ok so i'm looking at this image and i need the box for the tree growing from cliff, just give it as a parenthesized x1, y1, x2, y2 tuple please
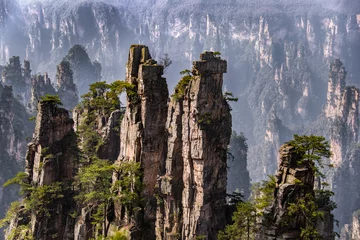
(284, 134, 337, 239)
(287, 134, 332, 178)
(74, 158, 142, 238)
(219, 175, 276, 240)
(158, 53, 172, 74)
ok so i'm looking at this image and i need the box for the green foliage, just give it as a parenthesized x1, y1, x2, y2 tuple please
(218, 202, 257, 240)
(3, 172, 30, 195)
(40, 94, 63, 107)
(213, 51, 221, 56)
(6, 224, 33, 240)
(227, 191, 244, 206)
(158, 53, 172, 74)
(286, 134, 332, 178)
(224, 92, 239, 102)
(198, 113, 212, 126)
(179, 69, 192, 76)
(109, 229, 130, 240)
(253, 175, 276, 212)
(113, 161, 143, 212)
(0, 201, 21, 228)
(28, 116, 36, 121)
(283, 134, 336, 239)
(24, 182, 64, 217)
(74, 158, 142, 237)
(286, 193, 323, 240)
(195, 235, 206, 240)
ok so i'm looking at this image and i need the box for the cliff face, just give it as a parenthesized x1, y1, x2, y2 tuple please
(262, 144, 334, 240)
(112, 45, 169, 239)
(0, 0, 359, 183)
(227, 132, 250, 199)
(56, 60, 79, 110)
(1, 56, 29, 104)
(63, 45, 102, 95)
(325, 59, 359, 167)
(5, 99, 78, 240)
(156, 52, 231, 240)
(0, 84, 33, 238)
(29, 73, 56, 111)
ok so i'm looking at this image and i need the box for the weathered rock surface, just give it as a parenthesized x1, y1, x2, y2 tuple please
(325, 59, 359, 167)
(156, 52, 232, 240)
(227, 132, 250, 200)
(29, 73, 56, 111)
(63, 45, 102, 95)
(5, 99, 78, 240)
(113, 45, 169, 239)
(1, 56, 29, 105)
(261, 144, 334, 240)
(0, 84, 32, 239)
(56, 60, 79, 111)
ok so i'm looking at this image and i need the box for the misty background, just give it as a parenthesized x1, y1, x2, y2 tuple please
(1, 0, 360, 238)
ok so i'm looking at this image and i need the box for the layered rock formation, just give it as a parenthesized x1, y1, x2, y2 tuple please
(63, 45, 102, 95)
(261, 144, 334, 240)
(227, 132, 250, 200)
(56, 60, 79, 110)
(112, 45, 169, 239)
(156, 52, 231, 240)
(29, 73, 56, 111)
(0, 0, 359, 185)
(1, 56, 28, 104)
(325, 59, 359, 167)
(5, 98, 78, 240)
(0, 84, 33, 238)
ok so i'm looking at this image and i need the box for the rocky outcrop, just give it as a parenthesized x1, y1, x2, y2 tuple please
(227, 132, 250, 200)
(56, 60, 79, 110)
(112, 45, 169, 239)
(0, 84, 32, 239)
(325, 60, 360, 167)
(63, 45, 102, 95)
(29, 73, 56, 111)
(1, 56, 28, 103)
(156, 52, 232, 240)
(0, 0, 359, 184)
(261, 144, 334, 240)
(5, 99, 78, 240)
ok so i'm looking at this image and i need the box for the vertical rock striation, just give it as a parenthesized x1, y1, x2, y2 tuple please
(227, 132, 250, 200)
(5, 99, 78, 240)
(113, 45, 168, 239)
(56, 60, 79, 111)
(262, 144, 334, 240)
(325, 59, 359, 167)
(0, 84, 32, 239)
(29, 73, 56, 112)
(156, 52, 231, 240)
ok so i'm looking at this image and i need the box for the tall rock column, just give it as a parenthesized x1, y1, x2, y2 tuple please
(325, 59, 359, 166)
(156, 52, 232, 240)
(56, 60, 79, 110)
(261, 144, 334, 239)
(113, 45, 168, 239)
(5, 99, 78, 240)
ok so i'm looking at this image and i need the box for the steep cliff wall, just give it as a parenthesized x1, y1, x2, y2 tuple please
(56, 60, 78, 110)
(227, 132, 250, 200)
(5, 98, 78, 240)
(0, 84, 32, 239)
(29, 73, 56, 111)
(156, 52, 231, 240)
(0, 0, 359, 182)
(261, 144, 334, 240)
(325, 59, 359, 167)
(112, 45, 168, 239)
